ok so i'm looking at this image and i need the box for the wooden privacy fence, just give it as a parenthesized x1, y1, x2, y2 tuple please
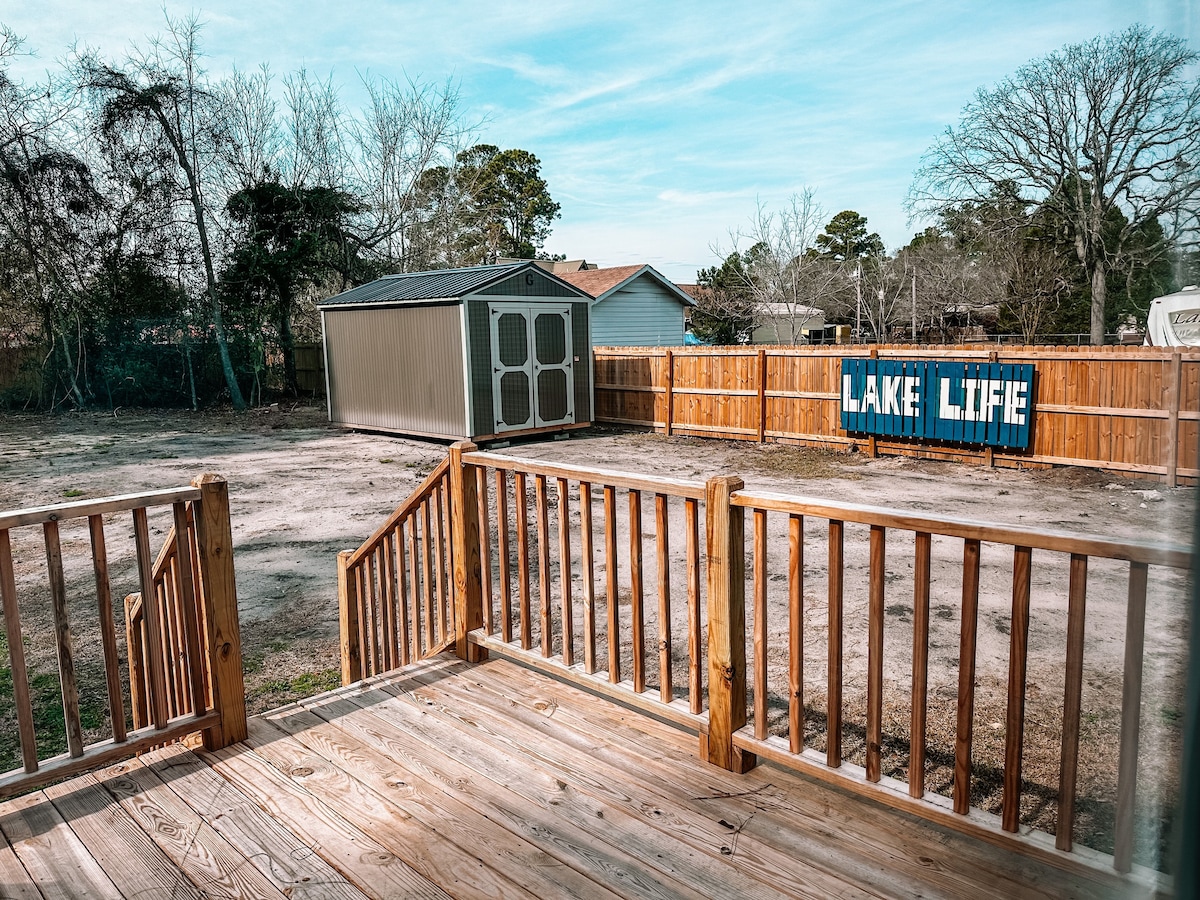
(593, 344, 1200, 485)
(342, 442, 1191, 880)
(0, 475, 247, 799)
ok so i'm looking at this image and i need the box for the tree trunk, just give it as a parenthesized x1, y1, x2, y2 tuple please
(1090, 260, 1107, 345)
(277, 283, 299, 397)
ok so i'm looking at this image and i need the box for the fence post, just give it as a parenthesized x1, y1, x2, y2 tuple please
(757, 349, 767, 443)
(1168, 350, 1182, 488)
(702, 474, 756, 773)
(191, 474, 247, 750)
(664, 349, 675, 437)
(338, 550, 362, 685)
(450, 441, 486, 662)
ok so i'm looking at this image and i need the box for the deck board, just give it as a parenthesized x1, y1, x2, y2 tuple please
(0, 654, 1165, 899)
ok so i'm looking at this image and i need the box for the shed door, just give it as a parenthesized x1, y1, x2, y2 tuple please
(489, 304, 574, 433)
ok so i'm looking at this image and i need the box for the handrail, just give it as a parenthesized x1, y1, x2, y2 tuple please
(730, 488, 1192, 567)
(0, 487, 202, 530)
(464, 451, 707, 501)
(346, 457, 450, 567)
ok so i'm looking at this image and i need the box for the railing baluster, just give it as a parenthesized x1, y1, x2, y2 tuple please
(656, 493, 671, 704)
(788, 514, 804, 753)
(910, 532, 931, 798)
(536, 474, 552, 657)
(753, 509, 767, 740)
(495, 469, 512, 643)
(132, 508, 169, 730)
(355, 562, 371, 675)
(686, 498, 701, 715)
(557, 478, 574, 667)
(477, 467, 493, 636)
(171, 502, 207, 719)
(827, 519, 844, 767)
(381, 534, 397, 671)
(515, 472, 532, 650)
(88, 515, 127, 742)
(954, 538, 981, 815)
(1002, 546, 1033, 832)
(366, 548, 381, 674)
(1113, 561, 1149, 873)
(579, 482, 597, 674)
(629, 489, 645, 693)
(867, 525, 886, 783)
(1, 528, 38, 772)
(396, 523, 410, 667)
(163, 559, 183, 716)
(435, 483, 449, 644)
(605, 485, 621, 683)
(407, 512, 421, 659)
(124, 594, 148, 729)
(422, 499, 435, 653)
(1057, 553, 1088, 852)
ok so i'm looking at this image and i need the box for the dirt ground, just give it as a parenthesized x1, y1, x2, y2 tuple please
(0, 402, 1192, 865)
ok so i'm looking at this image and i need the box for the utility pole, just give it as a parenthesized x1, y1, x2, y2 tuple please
(854, 260, 862, 343)
(911, 273, 917, 341)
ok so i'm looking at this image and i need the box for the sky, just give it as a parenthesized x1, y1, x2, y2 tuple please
(2, 0, 1196, 282)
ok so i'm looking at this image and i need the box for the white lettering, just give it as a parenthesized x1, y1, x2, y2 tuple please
(963, 378, 981, 421)
(861, 377, 879, 413)
(939, 378, 963, 418)
(982, 379, 1004, 423)
(1002, 381, 1028, 426)
(842, 373, 859, 413)
(901, 376, 920, 416)
(881, 375, 902, 415)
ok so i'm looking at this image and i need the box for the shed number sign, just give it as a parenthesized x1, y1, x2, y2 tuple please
(839, 359, 1035, 449)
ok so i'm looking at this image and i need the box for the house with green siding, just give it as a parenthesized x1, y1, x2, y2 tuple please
(559, 265, 695, 346)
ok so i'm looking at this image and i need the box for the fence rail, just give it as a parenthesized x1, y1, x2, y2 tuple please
(341, 441, 1191, 881)
(0, 475, 246, 799)
(593, 344, 1200, 485)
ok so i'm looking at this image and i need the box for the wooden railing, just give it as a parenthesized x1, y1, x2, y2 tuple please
(337, 457, 456, 684)
(0, 474, 246, 799)
(341, 443, 1191, 878)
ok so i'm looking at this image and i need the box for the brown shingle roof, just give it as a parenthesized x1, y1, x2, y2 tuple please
(556, 265, 646, 298)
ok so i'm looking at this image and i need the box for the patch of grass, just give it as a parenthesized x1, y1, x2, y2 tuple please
(0, 668, 107, 773)
(61, 488, 85, 498)
(379, 457, 394, 464)
(255, 668, 341, 699)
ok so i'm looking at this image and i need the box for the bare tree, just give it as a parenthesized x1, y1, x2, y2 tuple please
(910, 26, 1200, 344)
(219, 64, 282, 191)
(78, 12, 247, 408)
(712, 190, 845, 342)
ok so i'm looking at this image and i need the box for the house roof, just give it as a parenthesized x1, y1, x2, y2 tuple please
(317, 262, 532, 308)
(558, 265, 696, 307)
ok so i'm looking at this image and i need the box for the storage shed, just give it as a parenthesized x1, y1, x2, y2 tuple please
(318, 262, 593, 441)
(558, 265, 695, 346)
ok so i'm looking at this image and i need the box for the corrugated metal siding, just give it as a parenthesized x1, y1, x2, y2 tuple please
(319, 264, 525, 307)
(591, 280, 686, 346)
(325, 305, 468, 438)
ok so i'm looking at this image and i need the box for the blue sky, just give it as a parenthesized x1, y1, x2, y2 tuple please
(4, 1, 1196, 281)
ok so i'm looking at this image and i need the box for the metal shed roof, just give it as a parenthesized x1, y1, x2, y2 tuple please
(317, 262, 529, 308)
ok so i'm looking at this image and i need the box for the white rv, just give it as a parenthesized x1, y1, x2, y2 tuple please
(1145, 285, 1200, 346)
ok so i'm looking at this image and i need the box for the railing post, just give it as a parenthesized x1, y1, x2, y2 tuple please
(338, 550, 363, 684)
(702, 474, 756, 773)
(450, 441, 486, 663)
(191, 474, 247, 750)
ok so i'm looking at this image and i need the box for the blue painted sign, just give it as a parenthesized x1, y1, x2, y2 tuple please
(840, 359, 1035, 449)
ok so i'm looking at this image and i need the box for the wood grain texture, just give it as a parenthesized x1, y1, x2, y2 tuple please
(1002, 546, 1032, 833)
(495, 469, 512, 643)
(535, 474, 552, 657)
(578, 481, 597, 674)
(655, 493, 672, 704)
(866, 525, 885, 783)
(954, 538, 981, 816)
(629, 489, 645, 693)
(685, 498, 702, 716)
(1057, 553, 1088, 852)
(827, 520, 844, 768)
(1, 529, 38, 774)
(604, 485, 621, 684)
(556, 478, 574, 667)
(514, 472, 532, 651)
(910, 531, 931, 799)
(1113, 561, 1149, 873)
(88, 515, 127, 745)
(132, 508, 169, 731)
(788, 514, 804, 754)
(752, 509, 768, 741)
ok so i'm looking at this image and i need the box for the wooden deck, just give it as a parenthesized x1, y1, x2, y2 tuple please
(0, 655, 1160, 899)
